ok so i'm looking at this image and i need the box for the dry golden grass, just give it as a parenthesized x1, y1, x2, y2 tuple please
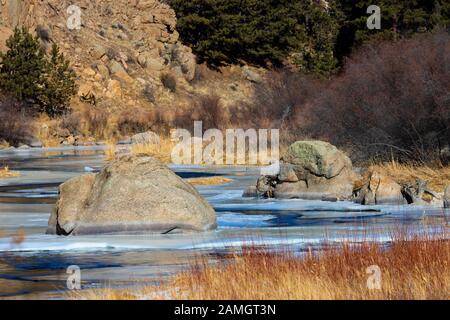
(0, 166, 20, 179)
(11, 229, 26, 245)
(368, 161, 450, 192)
(130, 138, 175, 163)
(186, 176, 233, 186)
(105, 139, 176, 163)
(75, 232, 449, 300)
(104, 141, 117, 161)
(104, 134, 276, 166)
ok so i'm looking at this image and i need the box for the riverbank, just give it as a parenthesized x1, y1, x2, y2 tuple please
(76, 232, 449, 300)
(0, 146, 449, 299)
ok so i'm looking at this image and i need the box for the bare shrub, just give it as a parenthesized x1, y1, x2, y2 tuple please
(229, 69, 318, 146)
(0, 97, 32, 146)
(68, 106, 110, 139)
(61, 112, 82, 136)
(191, 63, 222, 84)
(172, 94, 227, 131)
(142, 84, 155, 103)
(306, 32, 450, 163)
(192, 94, 226, 129)
(231, 33, 450, 164)
(160, 73, 177, 93)
(117, 107, 155, 135)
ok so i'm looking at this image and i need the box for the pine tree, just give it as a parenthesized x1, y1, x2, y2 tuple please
(0, 27, 47, 108)
(335, 0, 450, 63)
(0, 28, 77, 117)
(42, 43, 78, 117)
(170, 0, 340, 75)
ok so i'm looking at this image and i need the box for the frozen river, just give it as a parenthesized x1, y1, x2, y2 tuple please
(0, 147, 448, 298)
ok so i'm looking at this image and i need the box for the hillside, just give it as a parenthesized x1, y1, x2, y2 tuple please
(0, 0, 256, 145)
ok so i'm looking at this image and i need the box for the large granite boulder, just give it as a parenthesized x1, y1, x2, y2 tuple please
(444, 185, 450, 209)
(259, 141, 357, 201)
(47, 155, 216, 235)
(283, 141, 352, 180)
(246, 141, 357, 200)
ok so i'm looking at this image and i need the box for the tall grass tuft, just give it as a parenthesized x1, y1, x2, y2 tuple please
(0, 166, 20, 179)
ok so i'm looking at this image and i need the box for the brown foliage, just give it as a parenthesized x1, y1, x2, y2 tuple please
(173, 94, 227, 131)
(305, 32, 450, 163)
(77, 232, 449, 300)
(0, 96, 32, 146)
(230, 70, 316, 129)
(232, 32, 450, 164)
(116, 107, 155, 136)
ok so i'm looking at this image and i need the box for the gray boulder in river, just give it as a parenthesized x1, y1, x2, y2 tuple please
(246, 140, 358, 201)
(47, 155, 217, 235)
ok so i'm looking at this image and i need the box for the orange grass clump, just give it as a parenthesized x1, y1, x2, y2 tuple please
(104, 141, 117, 161)
(76, 233, 449, 300)
(186, 176, 233, 186)
(0, 166, 20, 179)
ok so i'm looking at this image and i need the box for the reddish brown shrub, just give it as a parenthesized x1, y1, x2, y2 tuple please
(233, 32, 450, 164)
(117, 108, 155, 135)
(306, 32, 450, 163)
(0, 96, 32, 146)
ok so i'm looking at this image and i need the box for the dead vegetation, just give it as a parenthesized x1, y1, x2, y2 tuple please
(365, 161, 450, 193)
(74, 231, 450, 300)
(186, 176, 232, 186)
(0, 166, 20, 179)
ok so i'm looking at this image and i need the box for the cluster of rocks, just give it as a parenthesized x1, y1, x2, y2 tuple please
(245, 141, 358, 201)
(244, 140, 449, 208)
(48, 155, 217, 236)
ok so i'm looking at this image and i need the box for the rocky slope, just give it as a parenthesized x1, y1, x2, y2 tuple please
(1, 0, 196, 106)
(0, 0, 263, 147)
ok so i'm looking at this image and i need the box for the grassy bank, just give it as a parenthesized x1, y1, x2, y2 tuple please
(368, 162, 450, 193)
(76, 232, 449, 300)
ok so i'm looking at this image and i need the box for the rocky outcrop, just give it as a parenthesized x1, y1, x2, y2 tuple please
(247, 141, 358, 201)
(444, 185, 450, 208)
(47, 155, 217, 235)
(0, 0, 197, 109)
(354, 171, 406, 205)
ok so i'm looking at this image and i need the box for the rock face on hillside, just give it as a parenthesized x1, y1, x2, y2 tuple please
(245, 141, 358, 201)
(0, 0, 196, 107)
(47, 155, 217, 235)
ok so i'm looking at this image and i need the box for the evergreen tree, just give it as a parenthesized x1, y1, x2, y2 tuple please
(0, 28, 77, 117)
(170, 0, 340, 75)
(335, 0, 450, 63)
(0, 27, 47, 107)
(42, 43, 78, 117)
